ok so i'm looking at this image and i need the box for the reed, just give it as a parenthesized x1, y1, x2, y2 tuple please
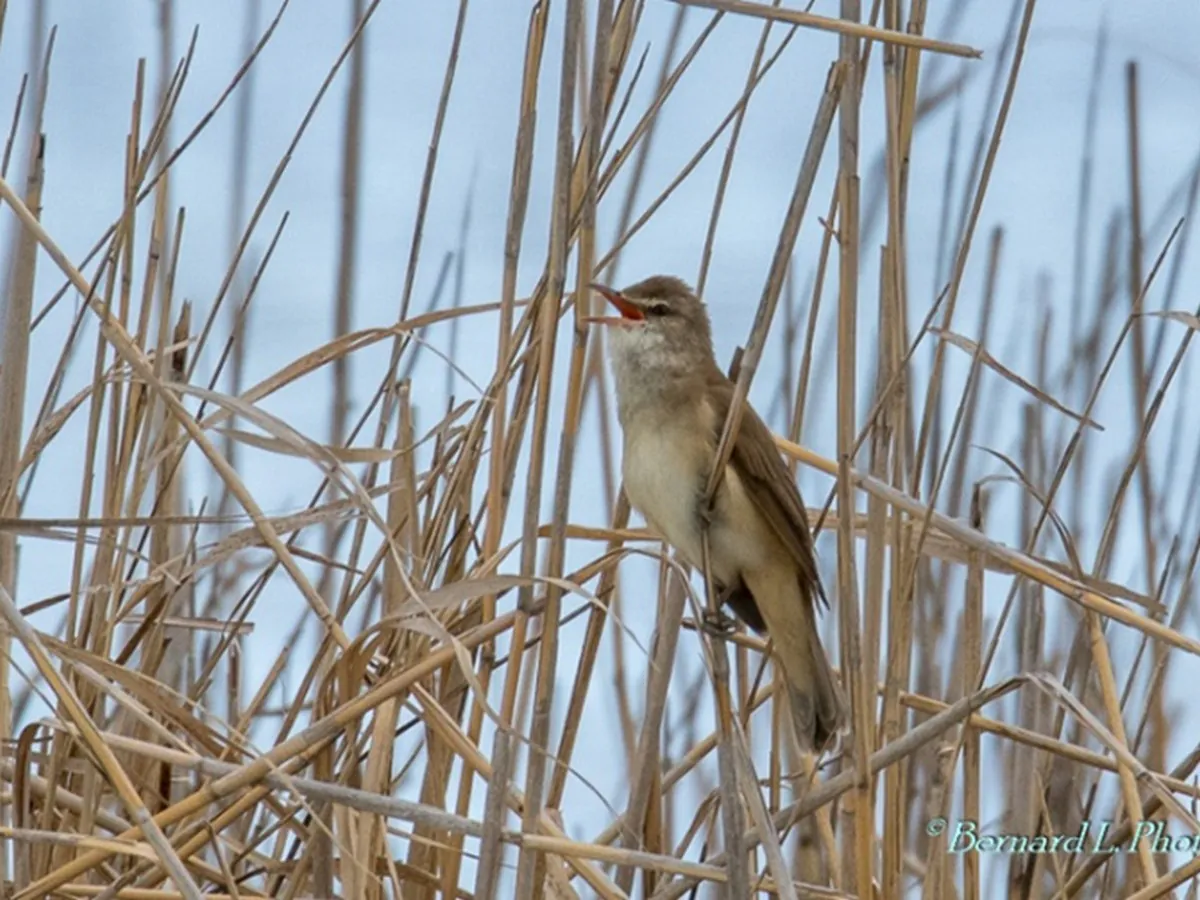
(0, 1, 1197, 897)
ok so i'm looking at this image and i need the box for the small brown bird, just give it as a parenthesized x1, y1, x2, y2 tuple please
(588, 275, 845, 752)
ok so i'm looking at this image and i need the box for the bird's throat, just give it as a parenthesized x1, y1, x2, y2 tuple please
(608, 330, 714, 426)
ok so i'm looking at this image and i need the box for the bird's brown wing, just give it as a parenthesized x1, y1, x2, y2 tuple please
(707, 374, 828, 608)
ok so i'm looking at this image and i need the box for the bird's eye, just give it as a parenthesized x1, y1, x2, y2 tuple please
(646, 301, 670, 316)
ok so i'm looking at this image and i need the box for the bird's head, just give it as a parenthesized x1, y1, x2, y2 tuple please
(587, 275, 715, 372)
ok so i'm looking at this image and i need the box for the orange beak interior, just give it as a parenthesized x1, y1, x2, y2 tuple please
(587, 283, 644, 325)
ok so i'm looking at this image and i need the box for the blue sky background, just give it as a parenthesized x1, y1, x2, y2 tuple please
(4, 0, 1200, 894)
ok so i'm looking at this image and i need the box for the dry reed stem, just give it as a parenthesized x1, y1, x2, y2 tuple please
(695, 531, 751, 898)
(0, 64, 43, 890)
(670, 0, 982, 58)
(5, 3, 1197, 898)
(0, 587, 202, 898)
(962, 489, 984, 900)
(473, 2, 551, 893)
(653, 677, 1027, 899)
(512, 0, 584, 893)
(1086, 612, 1157, 886)
(776, 436, 1199, 656)
(0, 183, 354, 658)
(613, 572, 684, 892)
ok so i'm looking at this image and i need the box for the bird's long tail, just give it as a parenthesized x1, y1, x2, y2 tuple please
(743, 566, 845, 753)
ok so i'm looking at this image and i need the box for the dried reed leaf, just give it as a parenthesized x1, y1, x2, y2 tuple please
(214, 427, 403, 464)
(1143, 309, 1200, 330)
(932, 327, 1104, 430)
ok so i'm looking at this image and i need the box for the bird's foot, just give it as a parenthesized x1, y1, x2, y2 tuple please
(700, 607, 738, 637)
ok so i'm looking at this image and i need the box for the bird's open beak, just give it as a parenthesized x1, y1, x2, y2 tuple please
(584, 282, 644, 326)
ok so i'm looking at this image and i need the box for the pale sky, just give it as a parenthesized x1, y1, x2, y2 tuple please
(3, 0, 1200, 894)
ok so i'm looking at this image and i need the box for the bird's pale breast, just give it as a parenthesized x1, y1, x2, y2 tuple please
(622, 419, 706, 567)
(621, 401, 774, 585)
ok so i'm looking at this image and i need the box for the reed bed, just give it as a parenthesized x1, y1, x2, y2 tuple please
(1, 1, 1198, 898)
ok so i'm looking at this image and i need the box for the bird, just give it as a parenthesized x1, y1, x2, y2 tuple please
(587, 274, 845, 753)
